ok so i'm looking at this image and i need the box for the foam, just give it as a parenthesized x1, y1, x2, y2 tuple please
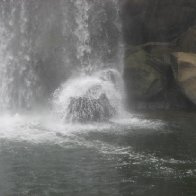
(0, 112, 165, 144)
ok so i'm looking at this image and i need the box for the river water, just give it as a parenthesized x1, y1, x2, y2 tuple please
(0, 111, 195, 196)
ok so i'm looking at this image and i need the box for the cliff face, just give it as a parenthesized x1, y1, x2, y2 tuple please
(122, 0, 196, 110)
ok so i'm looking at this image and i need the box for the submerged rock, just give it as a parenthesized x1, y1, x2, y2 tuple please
(66, 94, 116, 123)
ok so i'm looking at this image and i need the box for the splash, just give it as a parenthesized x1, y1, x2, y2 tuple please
(53, 68, 125, 123)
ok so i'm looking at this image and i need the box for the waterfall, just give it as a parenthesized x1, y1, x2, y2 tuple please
(0, 0, 42, 112)
(0, 0, 125, 122)
(54, 0, 125, 122)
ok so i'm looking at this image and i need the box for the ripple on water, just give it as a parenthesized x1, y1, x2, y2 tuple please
(0, 113, 195, 195)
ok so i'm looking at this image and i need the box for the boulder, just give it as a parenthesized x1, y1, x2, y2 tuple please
(122, 0, 196, 110)
(66, 94, 116, 123)
(173, 52, 196, 104)
(124, 49, 169, 101)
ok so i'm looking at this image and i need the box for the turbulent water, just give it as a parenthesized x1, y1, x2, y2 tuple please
(0, 0, 124, 113)
(0, 0, 126, 138)
(0, 112, 196, 195)
(53, 68, 125, 122)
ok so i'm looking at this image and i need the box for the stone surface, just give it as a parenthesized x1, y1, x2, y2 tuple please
(122, 0, 196, 45)
(67, 94, 116, 123)
(124, 49, 168, 100)
(122, 0, 196, 110)
(179, 26, 196, 53)
(174, 52, 196, 104)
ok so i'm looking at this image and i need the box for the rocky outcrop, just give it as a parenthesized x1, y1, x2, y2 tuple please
(122, 0, 196, 110)
(173, 52, 196, 104)
(66, 94, 116, 123)
(124, 49, 168, 100)
(178, 26, 196, 53)
(122, 0, 196, 45)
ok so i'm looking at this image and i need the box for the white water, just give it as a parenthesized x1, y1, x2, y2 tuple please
(0, 0, 124, 111)
(0, 112, 164, 144)
(0, 0, 41, 111)
(73, 0, 91, 66)
(53, 68, 125, 122)
(0, 0, 136, 144)
(2, 112, 191, 183)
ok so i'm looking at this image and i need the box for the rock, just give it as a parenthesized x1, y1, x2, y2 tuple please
(124, 49, 168, 101)
(122, 0, 196, 110)
(145, 5, 196, 41)
(121, 0, 148, 45)
(173, 52, 196, 104)
(66, 94, 116, 123)
(122, 0, 196, 45)
(179, 26, 196, 52)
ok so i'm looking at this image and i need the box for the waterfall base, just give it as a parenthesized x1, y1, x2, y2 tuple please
(53, 69, 124, 123)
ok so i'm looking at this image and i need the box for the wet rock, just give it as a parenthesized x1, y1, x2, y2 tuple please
(179, 26, 196, 52)
(124, 49, 168, 101)
(67, 94, 116, 123)
(122, 0, 196, 110)
(173, 52, 196, 104)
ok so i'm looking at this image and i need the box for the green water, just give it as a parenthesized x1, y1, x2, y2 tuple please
(0, 112, 196, 196)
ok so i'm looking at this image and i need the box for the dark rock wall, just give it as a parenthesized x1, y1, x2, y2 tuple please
(121, 0, 196, 110)
(122, 0, 196, 45)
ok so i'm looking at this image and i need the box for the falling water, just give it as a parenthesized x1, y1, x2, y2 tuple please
(0, 0, 40, 112)
(0, 0, 125, 121)
(73, 0, 91, 67)
(53, 0, 125, 122)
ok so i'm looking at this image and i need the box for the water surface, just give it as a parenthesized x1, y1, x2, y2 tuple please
(0, 111, 196, 196)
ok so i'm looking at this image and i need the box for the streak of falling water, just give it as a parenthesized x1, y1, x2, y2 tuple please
(0, 0, 41, 112)
(73, 0, 91, 68)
